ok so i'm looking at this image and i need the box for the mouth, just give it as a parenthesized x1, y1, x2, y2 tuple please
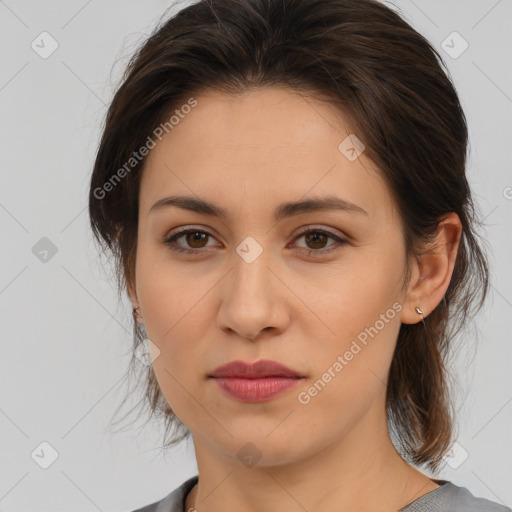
(208, 359, 305, 403)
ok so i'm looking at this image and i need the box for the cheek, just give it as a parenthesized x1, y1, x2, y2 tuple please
(135, 258, 216, 417)
(303, 266, 402, 412)
(313, 259, 401, 349)
(304, 316, 399, 402)
(291, 319, 399, 449)
(136, 248, 210, 343)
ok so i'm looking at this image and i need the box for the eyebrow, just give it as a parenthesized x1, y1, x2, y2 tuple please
(149, 194, 368, 221)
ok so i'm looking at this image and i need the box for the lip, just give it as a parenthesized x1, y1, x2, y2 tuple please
(208, 360, 304, 403)
(212, 376, 302, 402)
(209, 359, 303, 378)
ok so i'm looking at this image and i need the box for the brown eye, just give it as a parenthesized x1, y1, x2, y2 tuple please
(293, 228, 348, 255)
(304, 231, 330, 249)
(164, 228, 216, 253)
(183, 230, 209, 248)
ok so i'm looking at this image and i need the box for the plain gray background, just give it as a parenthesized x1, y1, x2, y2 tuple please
(1, 1, 511, 511)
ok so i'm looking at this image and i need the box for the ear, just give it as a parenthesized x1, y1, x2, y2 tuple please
(127, 279, 143, 322)
(401, 212, 462, 324)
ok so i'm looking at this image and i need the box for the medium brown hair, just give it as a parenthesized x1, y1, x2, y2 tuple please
(88, 0, 490, 472)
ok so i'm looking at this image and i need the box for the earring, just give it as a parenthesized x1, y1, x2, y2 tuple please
(133, 306, 143, 319)
(415, 306, 424, 321)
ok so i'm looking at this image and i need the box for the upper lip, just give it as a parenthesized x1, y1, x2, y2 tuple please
(209, 359, 303, 378)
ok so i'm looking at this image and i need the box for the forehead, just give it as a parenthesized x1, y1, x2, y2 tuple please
(140, 86, 398, 226)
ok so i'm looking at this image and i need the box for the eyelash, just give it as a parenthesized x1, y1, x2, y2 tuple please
(163, 226, 348, 257)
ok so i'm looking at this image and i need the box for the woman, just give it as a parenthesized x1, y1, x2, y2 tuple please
(88, 0, 510, 511)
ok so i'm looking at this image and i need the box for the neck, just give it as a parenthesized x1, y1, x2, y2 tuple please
(185, 399, 438, 512)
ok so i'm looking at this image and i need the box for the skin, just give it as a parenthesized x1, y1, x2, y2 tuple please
(128, 86, 462, 512)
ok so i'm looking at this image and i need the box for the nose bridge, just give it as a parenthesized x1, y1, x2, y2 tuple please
(217, 234, 285, 339)
(231, 234, 273, 299)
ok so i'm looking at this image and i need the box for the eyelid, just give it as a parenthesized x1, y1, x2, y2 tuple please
(293, 224, 345, 239)
(164, 224, 221, 243)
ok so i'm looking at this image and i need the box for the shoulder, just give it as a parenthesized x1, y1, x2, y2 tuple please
(128, 475, 199, 512)
(401, 480, 511, 512)
(444, 482, 511, 512)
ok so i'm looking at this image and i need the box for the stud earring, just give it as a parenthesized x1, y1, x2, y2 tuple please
(133, 306, 143, 319)
(415, 306, 424, 321)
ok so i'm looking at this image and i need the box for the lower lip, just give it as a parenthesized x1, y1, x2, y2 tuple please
(211, 376, 302, 402)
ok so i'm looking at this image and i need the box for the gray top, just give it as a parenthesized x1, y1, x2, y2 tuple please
(130, 476, 511, 512)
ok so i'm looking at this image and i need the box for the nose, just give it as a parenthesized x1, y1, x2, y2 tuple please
(216, 248, 291, 342)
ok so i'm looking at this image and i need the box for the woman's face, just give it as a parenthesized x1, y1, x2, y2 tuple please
(133, 86, 414, 465)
